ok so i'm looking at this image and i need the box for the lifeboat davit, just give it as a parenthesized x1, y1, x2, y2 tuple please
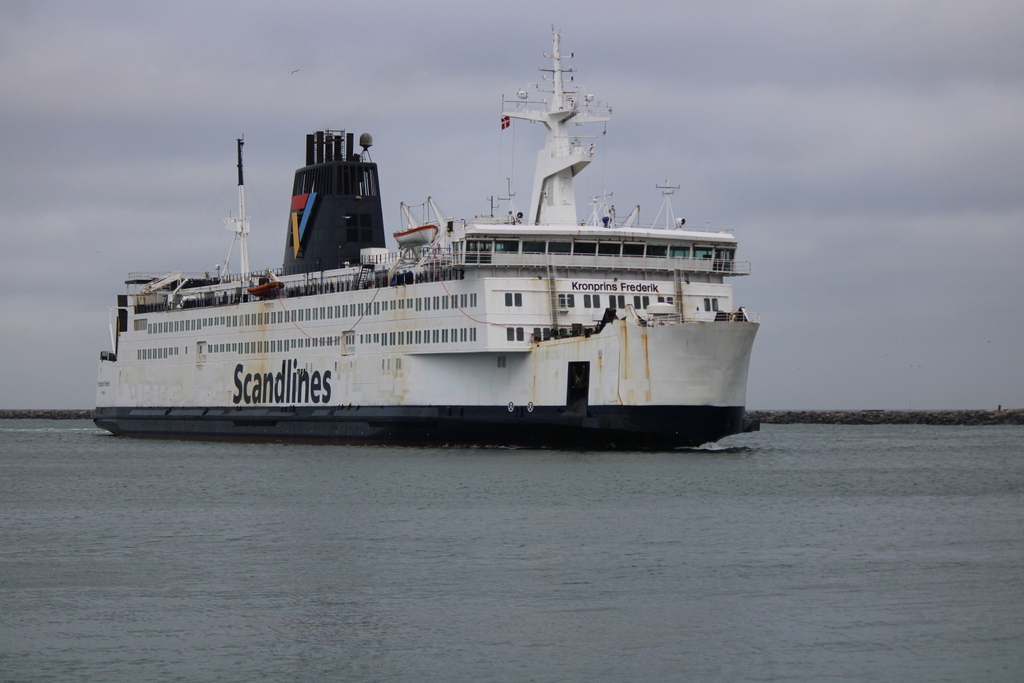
(393, 224, 438, 247)
(247, 280, 283, 300)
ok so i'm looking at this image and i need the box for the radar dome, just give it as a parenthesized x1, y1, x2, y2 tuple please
(359, 133, 373, 149)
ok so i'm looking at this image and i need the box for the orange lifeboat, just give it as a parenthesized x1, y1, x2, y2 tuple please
(247, 280, 283, 300)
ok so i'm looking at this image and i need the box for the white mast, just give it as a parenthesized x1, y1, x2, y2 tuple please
(223, 137, 251, 282)
(502, 30, 610, 225)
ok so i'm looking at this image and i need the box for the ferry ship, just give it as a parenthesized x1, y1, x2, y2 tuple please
(93, 32, 760, 448)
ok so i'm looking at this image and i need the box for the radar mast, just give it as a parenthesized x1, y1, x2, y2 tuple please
(501, 30, 611, 225)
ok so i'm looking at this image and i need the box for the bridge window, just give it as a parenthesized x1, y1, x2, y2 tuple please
(646, 245, 667, 257)
(574, 241, 597, 254)
(523, 241, 545, 254)
(694, 247, 714, 259)
(715, 248, 735, 260)
(622, 243, 645, 256)
(598, 242, 620, 256)
(548, 241, 571, 254)
(495, 239, 519, 253)
(670, 245, 690, 258)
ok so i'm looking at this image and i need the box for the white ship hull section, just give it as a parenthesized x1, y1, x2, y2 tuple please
(96, 317, 756, 410)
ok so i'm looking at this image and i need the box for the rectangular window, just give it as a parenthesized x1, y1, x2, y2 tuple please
(547, 241, 571, 254)
(522, 240, 545, 254)
(505, 292, 513, 306)
(584, 294, 591, 308)
(514, 293, 522, 307)
(704, 298, 711, 311)
(573, 241, 597, 255)
(442, 329, 449, 343)
(470, 293, 477, 307)
(623, 243, 645, 256)
(670, 245, 690, 258)
(646, 245, 667, 257)
(494, 239, 519, 253)
(558, 293, 575, 308)
(507, 328, 515, 341)
(694, 247, 714, 260)
(470, 328, 477, 341)
(598, 242, 621, 256)
(593, 294, 601, 308)
(516, 328, 524, 341)
(415, 330, 422, 344)
(433, 330, 439, 343)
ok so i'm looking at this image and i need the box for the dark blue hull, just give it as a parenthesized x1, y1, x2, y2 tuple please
(92, 404, 756, 449)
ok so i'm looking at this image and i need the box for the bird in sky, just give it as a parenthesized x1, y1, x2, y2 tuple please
(291, 69, 301, 74)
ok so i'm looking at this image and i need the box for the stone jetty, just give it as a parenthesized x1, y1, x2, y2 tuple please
(747, 409, 1024, 426)
(0, 410, 92, 420)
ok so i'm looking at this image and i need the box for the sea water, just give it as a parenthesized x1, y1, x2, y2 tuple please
(2, 420, 1022, 682)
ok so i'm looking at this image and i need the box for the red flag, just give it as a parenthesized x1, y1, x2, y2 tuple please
(500, 115, 511, 130)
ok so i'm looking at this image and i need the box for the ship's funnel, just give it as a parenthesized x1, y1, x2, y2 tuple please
(281, 129, 386, 275)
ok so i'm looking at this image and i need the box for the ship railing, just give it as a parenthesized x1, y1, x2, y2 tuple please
(452, 252, 750, 275)
(642, 310, 760, 325)
(127, 268, 283, 290)
(131, 256, 467, 314)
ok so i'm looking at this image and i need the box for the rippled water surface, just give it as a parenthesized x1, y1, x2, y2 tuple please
(2, 420, 1022, 682)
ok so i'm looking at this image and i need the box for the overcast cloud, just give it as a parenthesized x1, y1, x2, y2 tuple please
(2, 0, 1022, 410)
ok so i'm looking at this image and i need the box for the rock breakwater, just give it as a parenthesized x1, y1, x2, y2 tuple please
(747, 409, 1024, 426)
(0, 410, 92, 420)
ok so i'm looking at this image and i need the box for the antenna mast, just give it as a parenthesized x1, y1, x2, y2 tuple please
(223, 137, 251, 282)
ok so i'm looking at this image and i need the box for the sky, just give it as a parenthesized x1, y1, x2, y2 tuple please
(2, 0, 1022, 410)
